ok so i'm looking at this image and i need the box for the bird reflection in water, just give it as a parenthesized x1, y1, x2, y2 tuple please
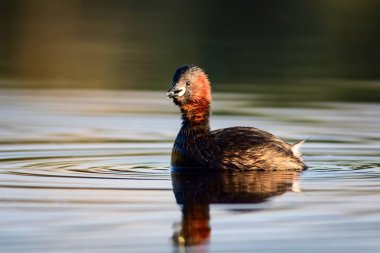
(171, 170, 301, 247)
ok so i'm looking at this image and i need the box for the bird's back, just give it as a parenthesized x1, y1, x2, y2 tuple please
(206, 127, 305, 170)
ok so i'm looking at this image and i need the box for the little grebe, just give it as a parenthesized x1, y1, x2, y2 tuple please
(167, 65, 306, 171)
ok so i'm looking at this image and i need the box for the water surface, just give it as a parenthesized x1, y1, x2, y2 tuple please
(0, 89, 379, 253)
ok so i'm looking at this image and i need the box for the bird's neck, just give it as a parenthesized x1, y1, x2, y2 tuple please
(180, 100, 210, 132)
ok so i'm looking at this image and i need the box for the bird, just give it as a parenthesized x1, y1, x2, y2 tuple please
(166, 65, 306, 171)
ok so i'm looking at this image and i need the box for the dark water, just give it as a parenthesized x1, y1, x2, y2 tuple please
(1, 0, 380, 102)
(0, 89, 379, 253)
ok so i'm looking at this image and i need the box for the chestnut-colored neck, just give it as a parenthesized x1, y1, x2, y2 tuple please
(179, 73, 211, 132)
(180, 99, 210, 132)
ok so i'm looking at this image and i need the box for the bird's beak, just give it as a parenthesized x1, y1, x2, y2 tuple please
(166, 90, 175, 99)
(166, 86, 186, 99)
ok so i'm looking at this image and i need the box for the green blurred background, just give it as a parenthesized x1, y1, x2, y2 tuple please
(0, 0, 379, 102)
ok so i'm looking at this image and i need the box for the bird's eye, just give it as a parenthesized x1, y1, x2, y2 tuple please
(186, 81, 191, 86)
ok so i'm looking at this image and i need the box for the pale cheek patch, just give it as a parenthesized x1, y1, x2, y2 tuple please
(177, 87, 186, 97)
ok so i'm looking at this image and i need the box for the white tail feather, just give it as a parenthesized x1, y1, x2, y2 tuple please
(292, 140, 305, 158)
(292, 179, 302, 193)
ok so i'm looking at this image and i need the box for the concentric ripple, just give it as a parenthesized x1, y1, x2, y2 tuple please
(0, 90, 380, 253)
(0, 142, 173, 190)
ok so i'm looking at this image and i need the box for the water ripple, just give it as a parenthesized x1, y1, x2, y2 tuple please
(0, 142, 173, 190)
